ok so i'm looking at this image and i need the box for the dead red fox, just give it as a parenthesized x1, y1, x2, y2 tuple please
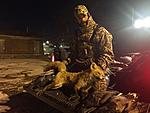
(37, 61, 105, 97)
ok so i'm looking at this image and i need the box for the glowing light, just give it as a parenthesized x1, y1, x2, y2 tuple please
(43, 48, 46, 51)
(52, 54, 55, 62)
(46, 41, 49, 44)
(134, 17, 150, 28)
(134, 19, 143, 28)
(43, 43, 46, 46)
(60, 45, 63, 48)
(143, 17, 150, 28)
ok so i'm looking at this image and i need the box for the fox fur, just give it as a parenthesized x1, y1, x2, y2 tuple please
(37, 61, 105, 97)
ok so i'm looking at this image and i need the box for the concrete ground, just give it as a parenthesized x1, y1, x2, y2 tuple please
(0, 59, 61, 113)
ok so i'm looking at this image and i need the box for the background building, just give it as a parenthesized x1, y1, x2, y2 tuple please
(0, 34, 43, 58)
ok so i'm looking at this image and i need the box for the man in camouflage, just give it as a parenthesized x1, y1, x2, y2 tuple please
(65, 5, 114, 94)
(72, 5, 150, 113)
(40, 5, 149, 112)
(68, 4, 114, 73)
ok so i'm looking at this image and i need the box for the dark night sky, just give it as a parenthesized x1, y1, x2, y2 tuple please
(0, 0, 77, 37)
(0, 0, 135, 36)
(0, 0, 150, 53)
(0, 0, 149, 36)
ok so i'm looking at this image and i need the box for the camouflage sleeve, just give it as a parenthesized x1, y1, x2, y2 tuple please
(95, 27, 114, 70)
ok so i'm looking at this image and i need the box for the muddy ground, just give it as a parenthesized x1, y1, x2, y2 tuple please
(0, 59, 61, 113)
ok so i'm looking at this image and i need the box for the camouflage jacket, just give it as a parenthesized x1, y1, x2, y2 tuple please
(69, 24, 114, 71)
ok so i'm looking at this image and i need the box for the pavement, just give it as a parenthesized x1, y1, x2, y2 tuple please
(0, 58, 61, 113)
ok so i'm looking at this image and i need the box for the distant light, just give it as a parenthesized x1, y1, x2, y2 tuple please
(46, 41, 49, 44)
(43, 48, 46, 51)
(52, 54, 55, 62)
(134, 17, 150, 28)
(60, 45, 63, 48)
(43, 43, 46, 46)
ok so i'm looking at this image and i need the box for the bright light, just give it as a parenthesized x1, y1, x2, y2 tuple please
(60, 45, 63, 48)
(143, 17, 150, 28)
(134, 19, 143, 28)
(46, 41, 49, 44)
(134, 17, 150, 28)
(43, 48, 46, 51)
(43, 43, 46, 46)
(52, 55, 55, 62)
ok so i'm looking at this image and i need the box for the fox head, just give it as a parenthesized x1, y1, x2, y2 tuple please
(90, 62, 105, 79)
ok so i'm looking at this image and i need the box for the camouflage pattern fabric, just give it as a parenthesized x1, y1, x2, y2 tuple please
(74, 5, 89, 16)
(69, 5, 114, 72)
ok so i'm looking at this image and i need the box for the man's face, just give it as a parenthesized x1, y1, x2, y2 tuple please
(74, 12, 89, 25)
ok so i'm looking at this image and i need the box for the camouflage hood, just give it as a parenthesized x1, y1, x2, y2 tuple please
(74, 5, 97, 34)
